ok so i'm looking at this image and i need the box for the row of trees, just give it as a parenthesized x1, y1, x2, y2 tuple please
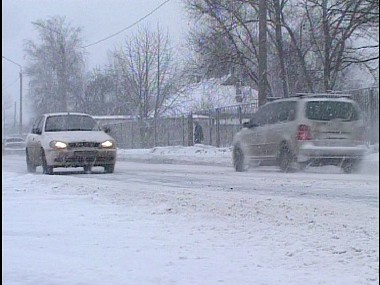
(25, 0, 379, 120)
(25, 17, 186, 121)
(184, 0, 379, 98)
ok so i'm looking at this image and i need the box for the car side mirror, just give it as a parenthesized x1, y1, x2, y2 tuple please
(103, 126, 111, 134)
(34, 128, 42, 135)
(247, 119, 259, 128)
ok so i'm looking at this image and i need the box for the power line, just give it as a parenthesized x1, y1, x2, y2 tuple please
(82, 0, 171, 49)
(2, 76, 19, 91)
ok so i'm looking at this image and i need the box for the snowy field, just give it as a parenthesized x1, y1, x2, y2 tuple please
(2, 145, 379, 285)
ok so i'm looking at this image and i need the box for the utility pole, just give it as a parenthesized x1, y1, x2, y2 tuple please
(19, 68, 23, 134)
(2, 102, 6, 137)
(14, 102, 17, 127)
(258, 0, 268, 107)
(2, 56, 23, 134)
(2, 105, 5, 137)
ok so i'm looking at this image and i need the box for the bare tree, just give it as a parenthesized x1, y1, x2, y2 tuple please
(24, 16, 86, 115)
(185, 0, 378, 96)
(185, 0, 278, 98)
(304, 0, 379, 91)
(111, 25, 184, 146)
(83, 67, 116, 115)
(268, 0, 289, 97)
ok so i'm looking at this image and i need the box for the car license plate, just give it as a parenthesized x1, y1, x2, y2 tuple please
(75, 151, 97, 157)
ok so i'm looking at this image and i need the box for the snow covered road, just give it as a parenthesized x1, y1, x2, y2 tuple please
(2, 147, 379, 285)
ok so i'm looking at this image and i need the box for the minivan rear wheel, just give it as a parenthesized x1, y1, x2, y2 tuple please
(341, 159, 360, 174)
(233, 146, 246, 172)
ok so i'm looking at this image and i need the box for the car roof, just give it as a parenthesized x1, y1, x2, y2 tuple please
(43, 112, 93, 117)
(265, 94, 355, 105)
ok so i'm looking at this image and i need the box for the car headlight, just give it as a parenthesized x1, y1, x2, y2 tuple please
(49, 141, 67, 149)
(101, 140, 114, 148)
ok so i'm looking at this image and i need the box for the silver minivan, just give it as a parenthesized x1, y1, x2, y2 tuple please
(232, 94, 368, 173)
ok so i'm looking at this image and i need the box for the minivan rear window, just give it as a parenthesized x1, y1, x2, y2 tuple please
(305, 101, 359, 121)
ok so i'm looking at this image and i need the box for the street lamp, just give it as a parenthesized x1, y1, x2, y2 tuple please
(2, 56, 23, 135)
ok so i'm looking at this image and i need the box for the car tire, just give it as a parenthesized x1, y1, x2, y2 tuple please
(279, 145, 294, 173)
(104, 164, 115, 173)
(341, 159, 360, 174)
(41, 149, 53, 175)
(26, 149, 36, 173)
(233, 145, 247, 172)
(298, 162, 308, 171)
(83, 165, 92, 173)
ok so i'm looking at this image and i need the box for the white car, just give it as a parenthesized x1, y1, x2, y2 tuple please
(232, 94, 368, 173)
(2, 136, 26, 154)
(25, 112, 117, 174)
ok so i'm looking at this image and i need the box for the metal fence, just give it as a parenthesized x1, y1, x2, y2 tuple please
(345, 87, 379, 144)
(191, 102, 259, 147)
(100, 116, 190, 149)
(102, 87, 378, 149)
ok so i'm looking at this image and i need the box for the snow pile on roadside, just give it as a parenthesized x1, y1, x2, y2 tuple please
(118, 144, 232, 166)
(369, 143, 379, 153)
(117, 144, 379, 174)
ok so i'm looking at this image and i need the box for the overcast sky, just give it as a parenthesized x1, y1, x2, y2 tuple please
(2, 0, 189, 123)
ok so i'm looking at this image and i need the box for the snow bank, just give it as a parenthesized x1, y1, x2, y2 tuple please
(117, 144, 379, 174)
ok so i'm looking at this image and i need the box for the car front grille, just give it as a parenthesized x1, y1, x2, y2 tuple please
(68, 142, 100, 148)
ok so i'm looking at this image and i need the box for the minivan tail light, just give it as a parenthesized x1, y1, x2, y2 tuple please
(297, 125, 312, 140)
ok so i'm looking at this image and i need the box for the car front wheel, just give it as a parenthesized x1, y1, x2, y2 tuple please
(26, 149, 36, 173)
(41, 149, 53, 175)
(83, 165, 92, 173)
(104, 164, 115, 173)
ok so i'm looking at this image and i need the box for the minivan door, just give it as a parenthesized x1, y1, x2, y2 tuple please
(265, 101, 298, 158)
(248, 105, 270, 158)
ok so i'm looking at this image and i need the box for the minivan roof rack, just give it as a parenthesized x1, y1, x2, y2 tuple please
(291, 93, 352, 98)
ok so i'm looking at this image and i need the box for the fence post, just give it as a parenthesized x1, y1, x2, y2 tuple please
(122, 122, 126, 148)
(238, 105, 242, 126)
(216, 108, 220, 147)
(153, 117, 157, 147)
(369, 88, 375, 144)
(209, 109, 213, 146)
(182, 115, 185, 146)
(188, 112, 194, 146)
(167, 119, 170, 146)
(131, 120, 134, 148)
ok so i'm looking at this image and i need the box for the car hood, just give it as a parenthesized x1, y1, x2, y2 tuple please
(44, 131, 114, 143)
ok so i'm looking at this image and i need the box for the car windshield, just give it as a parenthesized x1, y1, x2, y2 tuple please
(305, 101, 359, 121)
(45, 115, 100, 132)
